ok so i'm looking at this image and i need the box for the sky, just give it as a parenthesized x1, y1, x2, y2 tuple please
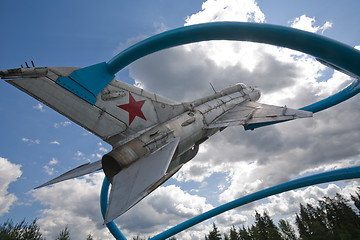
(1, 0, 360, 239)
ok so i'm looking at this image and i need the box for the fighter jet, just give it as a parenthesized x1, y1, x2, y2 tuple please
(0, 65, 312, 223)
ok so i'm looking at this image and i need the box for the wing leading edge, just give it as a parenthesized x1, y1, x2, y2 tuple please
(207, 101, 313, 129)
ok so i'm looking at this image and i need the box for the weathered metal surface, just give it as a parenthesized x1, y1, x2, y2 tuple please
(105, 138, 180, 222)
(1, 65, 313, 223)
(208, 101, 312, 129)
(6, 69, 127, 139)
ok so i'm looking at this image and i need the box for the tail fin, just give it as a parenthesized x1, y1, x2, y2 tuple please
(1, 66, 186, 146)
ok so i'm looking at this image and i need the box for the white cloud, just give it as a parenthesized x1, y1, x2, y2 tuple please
(28, 1, 360, 239)
(75, 151, 84, 157)
(49, 158, 58, 165)
(32, 173, 217, 240)
(116, 184, 214, 238)
(290, 14, 332, 34)
(98, 147, 108, 153)
(50, 140, 60, 145)
(0, 157, 22, 216)
(185, 0, 265, 25)
(73, 150, 91, 162)
(54, 121, 71, 128)
(128, 1, 360, 237)
(32, 103, 45, 112)
(32, 173, 112, 240)
(21, 137, 40, 144)
(43, 165, 55, 176)
(43, 158, 59, 175)
(243, 182, 360, 227)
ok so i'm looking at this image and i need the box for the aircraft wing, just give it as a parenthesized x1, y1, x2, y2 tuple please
(104, 138, 180, 223)
(35, 160, 102, 189)
(207, 101, 312, 129)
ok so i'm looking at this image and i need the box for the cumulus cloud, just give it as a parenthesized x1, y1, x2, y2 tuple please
(50, 140, 60, 145)
(128, 0, 360, 236)
(115, 185, 214, 237)
(290, 14, 333, 33)
(43, 165, 55, 176)
(29, 1, 360, 239)
(32, 103, 45, 112)
(0, 157, 22, 216)
(185, 0, 265, 25)
(43, 158, 59, 175)
(54, 121, 71, 128)
(32, 174, 215, 240)
(49, 158, 58, 166)
(238, 182, 360, 231)
(32, 173, 112, 240)
(21, 137, 40, 145)
(73, 150, 90, 162)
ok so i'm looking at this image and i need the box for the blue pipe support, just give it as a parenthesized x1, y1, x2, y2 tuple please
(106, 22, 360, 113)
(100, 178, 127, 240)
(150, 166, 360, 240)
(101, 166, 360, 240)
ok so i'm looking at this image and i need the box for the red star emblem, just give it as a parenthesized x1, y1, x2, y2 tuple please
(117, 93, 146, 125)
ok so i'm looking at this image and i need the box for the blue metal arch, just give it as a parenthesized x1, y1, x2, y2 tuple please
(101, 167, 360, 240)
(106, 22, 360, 113)
(98, 22, 360, 239)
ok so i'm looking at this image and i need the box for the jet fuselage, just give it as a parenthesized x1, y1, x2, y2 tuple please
(102, 83, 261, 183)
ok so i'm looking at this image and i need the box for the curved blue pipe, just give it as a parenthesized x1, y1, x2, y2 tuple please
(150, 166, 360, 240)
(99, 22, 360, 239)
(100, 178, 127, 240)
(101, 166, 360, 240)
(107, 22, 360, 77)
(106, 22, 360, 113)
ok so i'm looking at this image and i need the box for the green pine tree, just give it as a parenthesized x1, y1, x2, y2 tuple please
(206, 223, 222, 240)
(229, 225, 239, 240)
(350, 188, 360, 212)
(251, 211, 282, 240)
(0, 219, 44, 240)
(238, 226, 251, 240)
(86, 233, 94, 240)
(56, 226, 70, 240)
(278, 219, 296, 240)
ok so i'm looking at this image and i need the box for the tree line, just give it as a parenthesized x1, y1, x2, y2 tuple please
(0, 221, 93, 240)
(205, 190, 360, 240)
(1, 189, 359, 239)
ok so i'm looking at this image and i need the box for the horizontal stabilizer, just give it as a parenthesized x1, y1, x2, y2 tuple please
(105, 138, 180, 223)
(35, 160, 102, 189)
(208, 101, 312, 129)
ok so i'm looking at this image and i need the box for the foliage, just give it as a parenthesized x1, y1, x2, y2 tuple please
(295, 193, 360, 240)
(2, 189, 360, 239)
(0, 219, 44, 240)
(278, 219, 296, 240)
(204, 189, 360, 240)
(55, 226, 70, 240)
(205, 223, 222, 240)
(86, 233, 94, 240)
